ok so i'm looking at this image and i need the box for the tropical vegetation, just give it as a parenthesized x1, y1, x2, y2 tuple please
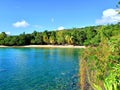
(0, 23, 119, 47)
(80, 2, 120, 90)
(0, 2, 120, 90)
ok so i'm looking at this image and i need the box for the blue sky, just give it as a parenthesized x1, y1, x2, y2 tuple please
(0, 0, 120, 35)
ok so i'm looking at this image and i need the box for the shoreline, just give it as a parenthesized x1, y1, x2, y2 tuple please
(0, 45, 85, 48)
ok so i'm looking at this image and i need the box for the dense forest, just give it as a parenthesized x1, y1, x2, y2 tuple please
(80, 23, 120, 90)
(80, 2, 120, 90)
(80, 2, 120, 89)
(0, 23, 120, 46)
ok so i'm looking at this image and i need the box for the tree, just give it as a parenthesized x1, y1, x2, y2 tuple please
(0, 32, 7, 45)
(18, 32, 27, 45)
(64, 32, 75, 45)
(0, 32, 7, 40)
(80, 6, 120, 89)
(35, 33, 43, 44)
(77, 31, 86, 45)
(116, 1, 120, 14)
(30, 31, 43, 45)
(9, 36, 19, 45)
(4, 36, 16, 46)
(84, 27, 97, 46)
(56, 30, 66, 45)
(49, 31, 56, 45)
(42, 30, 49, 44)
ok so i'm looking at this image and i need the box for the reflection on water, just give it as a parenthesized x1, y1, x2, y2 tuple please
(0, 48, 80, 90)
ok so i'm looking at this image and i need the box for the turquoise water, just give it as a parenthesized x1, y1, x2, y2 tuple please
(0, 48, 80, 90)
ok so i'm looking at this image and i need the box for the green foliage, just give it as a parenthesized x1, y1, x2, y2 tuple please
(31, 31, 43, 45)
(0, 23, 120, 47)
(43, 30, 49, 44)
(49, 31, 56, 45)
(80, 2, 120, 90)
(56, 30, 66, 45)
(104, 64, 120, 90)
(80, 26, 120, 90)
(0, 32, 7, 45)
(18, 33, 27, 45)
(0, 32, 7, 40)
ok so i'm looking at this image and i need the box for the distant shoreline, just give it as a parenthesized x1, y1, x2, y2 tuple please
(0, 45, 85, 48)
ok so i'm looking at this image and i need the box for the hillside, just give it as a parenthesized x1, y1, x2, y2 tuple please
(0, 23, 120, 46)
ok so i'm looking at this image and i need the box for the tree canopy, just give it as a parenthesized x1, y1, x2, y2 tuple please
(0, 23, 120, 46)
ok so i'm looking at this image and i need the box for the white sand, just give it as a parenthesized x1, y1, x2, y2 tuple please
(0, 45, 8, 47)
(22, 45, 86, 48)
(0, 45, 85, 48)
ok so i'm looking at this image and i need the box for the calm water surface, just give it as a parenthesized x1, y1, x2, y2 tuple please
(0, 48, 80, 90)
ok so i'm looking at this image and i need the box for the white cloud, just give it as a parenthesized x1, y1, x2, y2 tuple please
(13, 20, 29, 28)
(58, 26, 65, 30)
(0, 32, 11, 35)
(6, 32, 11, 35)
(96, 9, 120, 24)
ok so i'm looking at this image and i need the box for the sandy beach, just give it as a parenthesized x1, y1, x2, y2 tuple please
(0, 45, 9, 47)
(0, 45, 85, 48)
